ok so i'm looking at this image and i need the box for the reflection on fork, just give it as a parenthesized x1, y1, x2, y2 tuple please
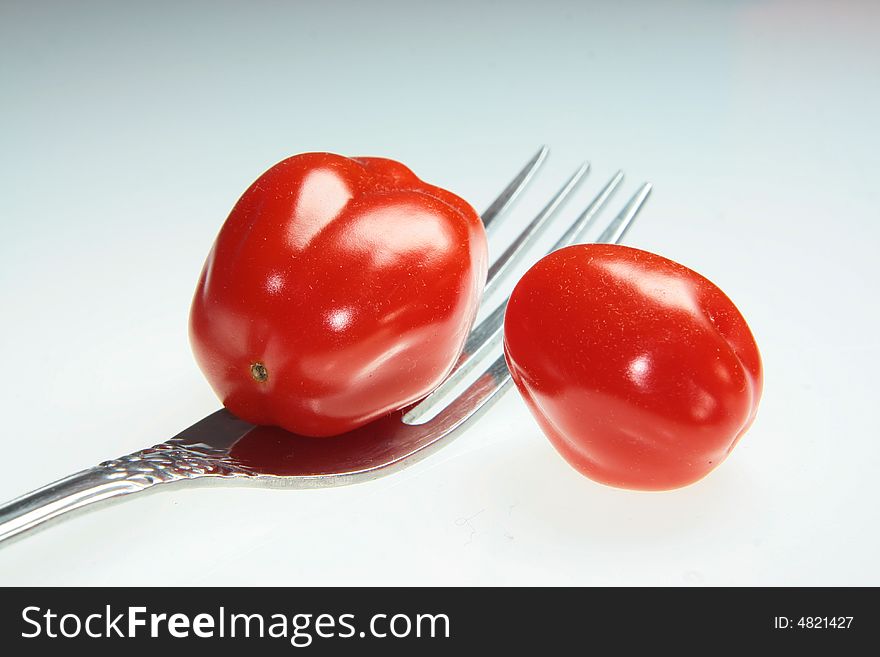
(0, 146, 651, 544)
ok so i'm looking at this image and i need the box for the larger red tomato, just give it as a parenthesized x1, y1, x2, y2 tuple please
(190, 153, 487, 437)
(503, 244, 762, 491)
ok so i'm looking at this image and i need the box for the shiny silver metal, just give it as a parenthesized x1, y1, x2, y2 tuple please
(0, 148, 652, 545)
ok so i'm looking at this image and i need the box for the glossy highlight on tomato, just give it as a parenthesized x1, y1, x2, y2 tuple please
(503, 244, 762, 491)
(190, 153, 487, 437)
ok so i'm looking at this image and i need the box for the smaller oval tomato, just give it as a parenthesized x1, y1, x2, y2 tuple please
(503, 244, 762, 491)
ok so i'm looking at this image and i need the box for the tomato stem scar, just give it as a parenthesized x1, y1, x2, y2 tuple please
(250, 362, 269, 382)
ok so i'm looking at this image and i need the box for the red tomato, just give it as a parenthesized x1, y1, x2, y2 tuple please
(190, 153, 487, 437)
(503, 244, 762, 491)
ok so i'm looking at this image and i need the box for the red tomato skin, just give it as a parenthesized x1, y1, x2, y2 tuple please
(503, 244, 762, 491)
(190, 153, 487, 437)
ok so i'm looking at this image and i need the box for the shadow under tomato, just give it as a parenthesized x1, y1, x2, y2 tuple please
(485, 425, 758, 550)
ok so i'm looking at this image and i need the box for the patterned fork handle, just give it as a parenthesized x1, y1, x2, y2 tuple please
(0, 436, 257, 542)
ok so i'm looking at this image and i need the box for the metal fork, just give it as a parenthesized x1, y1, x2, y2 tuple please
(0, 147, 651, 544)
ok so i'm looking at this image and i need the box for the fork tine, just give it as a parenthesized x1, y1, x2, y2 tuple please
(481, 162, 590, 306)
(403, 174, 650, 426)
(469, 170, 625, 353)
(597, 182, 653, 245)
(481, 146, 548, 238)
(554, 170, 624, 249)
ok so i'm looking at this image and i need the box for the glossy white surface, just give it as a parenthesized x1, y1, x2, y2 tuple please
(1, 0, 877, 585)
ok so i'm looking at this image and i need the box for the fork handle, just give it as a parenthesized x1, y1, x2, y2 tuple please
(0, 433, 257, 543)
(0, 467, 152, 543)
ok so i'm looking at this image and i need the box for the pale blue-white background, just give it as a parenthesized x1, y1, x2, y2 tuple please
(1, 0, 877, 585)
